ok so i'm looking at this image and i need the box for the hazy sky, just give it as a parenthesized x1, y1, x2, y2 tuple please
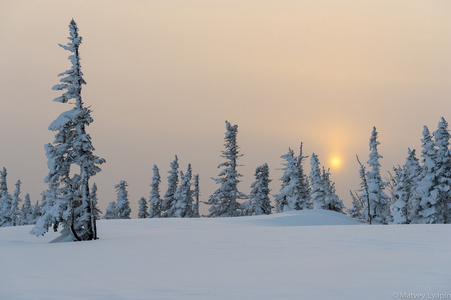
(1, 1, 451, 216)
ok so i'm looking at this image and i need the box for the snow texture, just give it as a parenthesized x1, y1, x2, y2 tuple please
(1, 210, 450, 300)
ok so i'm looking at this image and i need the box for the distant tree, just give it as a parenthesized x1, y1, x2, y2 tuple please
(392, 149, 421, 224)
(294, 143, 312, 210)
(356, 155, 371, 224)
(206, 121, 245, 217)
(275, 145, 311, 213)
(10, 180, 22, 226)
(347, 190, 364, 220)
(115, 181, 131, 219)
(365, 127, 391, 224)
(138, 197, 149, 219)
(20, 193, 34, 226)
(310, 153, 327, 210)
(31, 197, 43, 224)
(174, 164, 195, 218)
(430, 118, 451, 223)
(161, 156, 179, 218)
(103, 201, 118, 220)
(0, 168, 12, 227)
(149, 165, 162, 218)
(242, 163, 272, 216)
(90, 183, 102, 220)
(417, 120, 451, 224)
(275, 149, 297, 213)
(193, 174, 200, 218)
(321, 167, 345, 213)
(30, 20, 105, 241)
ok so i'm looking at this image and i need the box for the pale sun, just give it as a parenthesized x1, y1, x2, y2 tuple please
(330, 155, 342, 169)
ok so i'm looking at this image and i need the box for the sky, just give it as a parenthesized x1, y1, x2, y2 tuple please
(1, 0, 451, 216)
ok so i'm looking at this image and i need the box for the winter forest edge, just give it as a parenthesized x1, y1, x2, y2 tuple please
(1, 20, 450, 242)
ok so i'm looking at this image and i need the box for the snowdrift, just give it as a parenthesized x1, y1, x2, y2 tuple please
(1, 210, 450, 300)
(239, 209, 362, 227)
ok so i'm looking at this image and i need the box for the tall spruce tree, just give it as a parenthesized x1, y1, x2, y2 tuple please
(149, 165, 162, 218)
(115, 181, 131, 219)
(365, 127, 391, 224)
(242, 163, 272, 216)
(207, 121, 245, 217)
(30, 20, 104, 241)
(161, 156, 179, 218)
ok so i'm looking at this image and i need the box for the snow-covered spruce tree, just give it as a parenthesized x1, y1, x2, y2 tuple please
(149, 165, 162, 218)
(294, 143, 312, 209)
(321, 168, 345, 213)
(30, 20, 105, 241)
(10, 180, 22, 226)
(392, 149, 421, 224)
(430, 118, 451, 223)
(274, 149, 297, 213)
(103, 201, 118, 219)
(20, 193, 34, 226)
(115, 181, 131, 219)
(417, 120, 451, 224)
(365, 127, 391, 224)
(90, 183, 102, 220)
(243, 163, 272, 216)
(0, 167, 12, 227)
(310, 153, 327, 210)
(138, 197, 149, 219)
(193, 174, 200, 218)
(207, 121, 245, 217)
(174, 164, 195, 218)
(31, 197, 42, 224)
(356, 155, 372, 224)
(275, 145, 311, 213)
(347, 190, 364, 220)
(161, 156, 179, 218)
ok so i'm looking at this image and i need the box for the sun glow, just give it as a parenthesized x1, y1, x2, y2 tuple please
(330, 155, 342, 169)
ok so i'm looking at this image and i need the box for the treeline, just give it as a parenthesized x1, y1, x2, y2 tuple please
(349, 118, 451, 225)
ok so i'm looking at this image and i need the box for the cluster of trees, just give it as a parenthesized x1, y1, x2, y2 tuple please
(349, 120, 451, 225)
(103, 162, 201, 220)
(0, 168, 42, 227)
(104, 120, 345, 220)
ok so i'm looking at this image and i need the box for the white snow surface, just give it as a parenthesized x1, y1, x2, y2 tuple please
(1, 210, 450, 300)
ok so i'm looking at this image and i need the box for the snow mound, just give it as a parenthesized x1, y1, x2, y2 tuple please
(241, 209, 362, 227)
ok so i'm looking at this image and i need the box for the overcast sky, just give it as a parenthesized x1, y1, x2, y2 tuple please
(1, 1, 451, 216)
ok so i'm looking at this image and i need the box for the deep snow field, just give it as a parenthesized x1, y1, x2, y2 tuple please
(1, 210, 450, 300)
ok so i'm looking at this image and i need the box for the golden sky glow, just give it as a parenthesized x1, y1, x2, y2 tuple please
(1, 1, 451, 214)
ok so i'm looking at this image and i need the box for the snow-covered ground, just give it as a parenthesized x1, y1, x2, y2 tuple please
(1, 210, 450, 300)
